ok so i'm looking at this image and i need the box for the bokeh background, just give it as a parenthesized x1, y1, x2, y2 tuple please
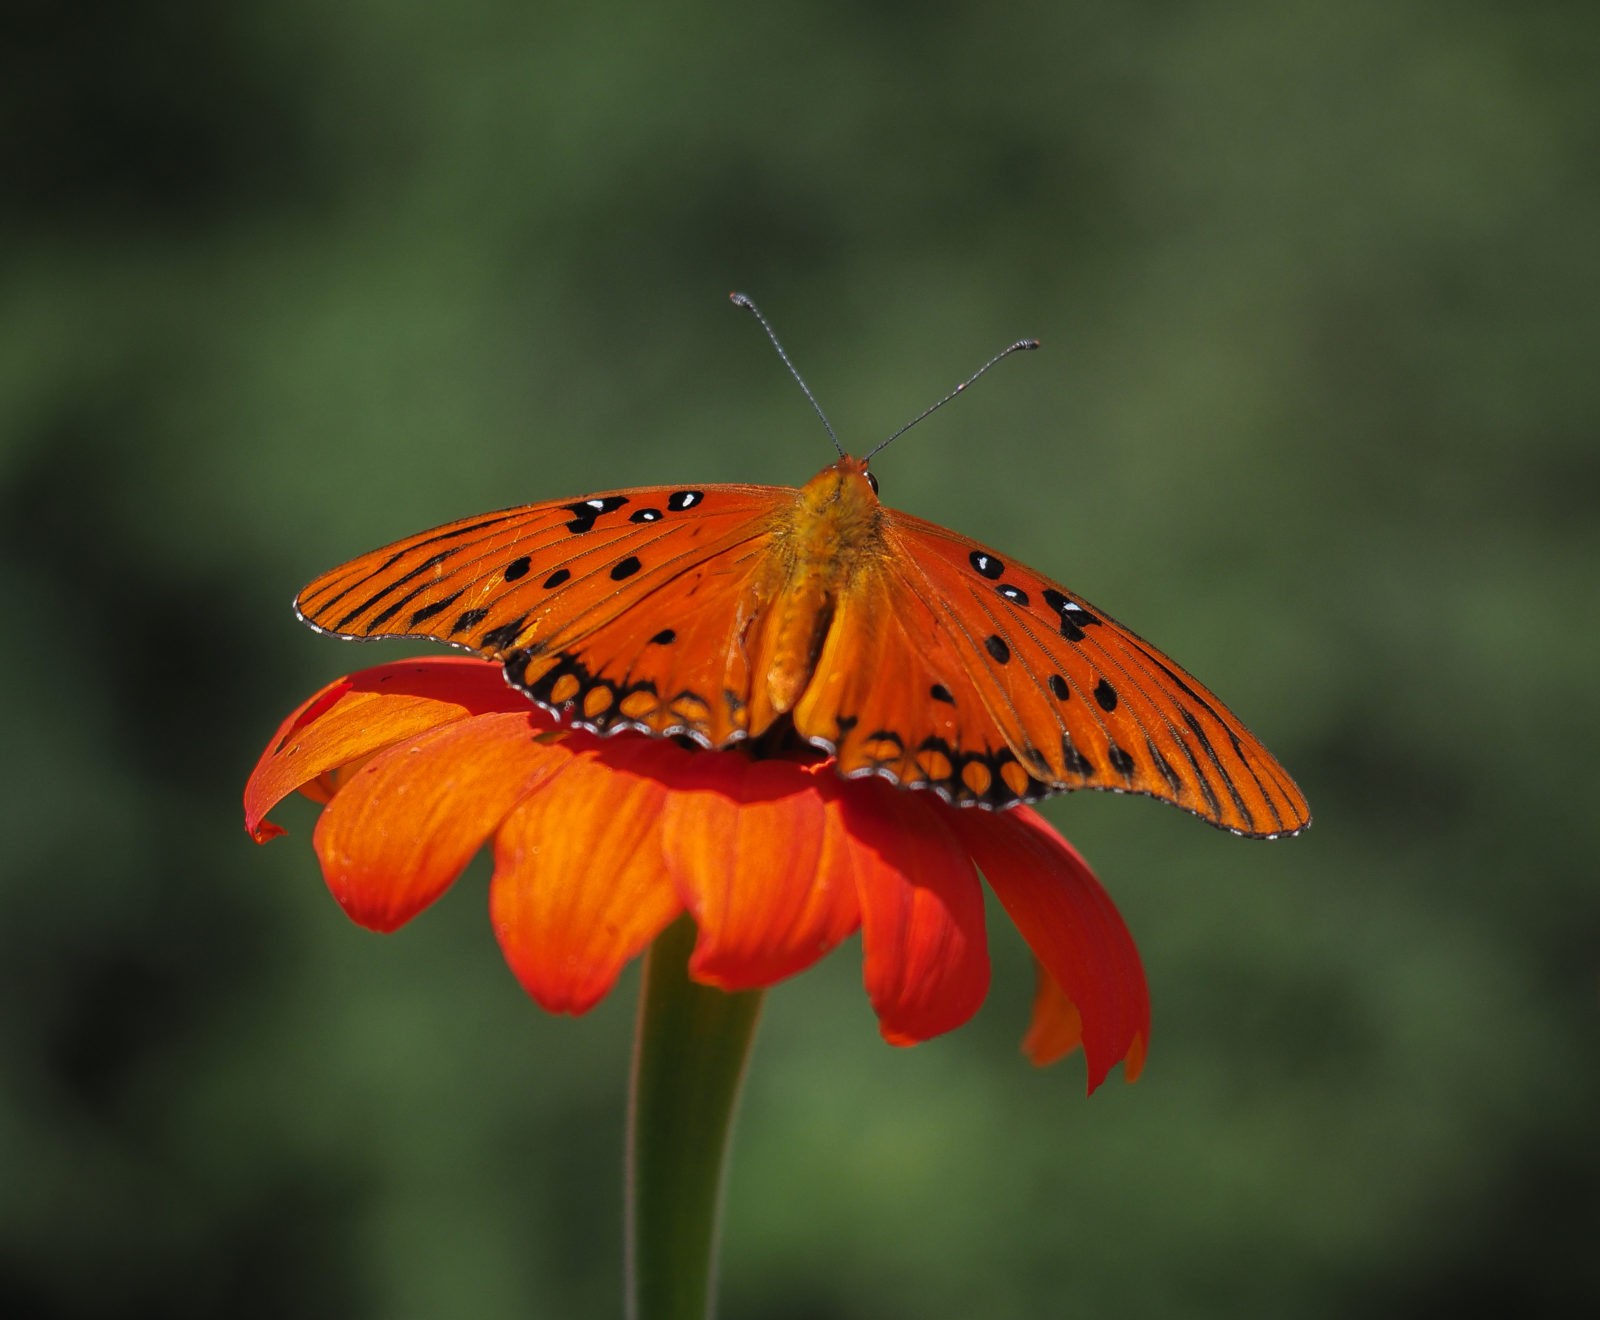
(4, 1, 1596, 1316)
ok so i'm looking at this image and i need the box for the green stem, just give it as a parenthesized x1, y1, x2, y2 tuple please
(626, 916, 765, 1320)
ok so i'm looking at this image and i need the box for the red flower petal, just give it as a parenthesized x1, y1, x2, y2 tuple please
(660, 758, 862, 991)
(249, 656, 1152, 1080)
(313, 710, 563, 930)
(489, 739, 688, 1014)
(947, 806, 1149, 1091)
(839, 779, 990, 1046)
(245, 658, 531, 841)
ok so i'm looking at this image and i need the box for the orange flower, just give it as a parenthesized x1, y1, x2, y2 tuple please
(245, 656, 1149, 1090)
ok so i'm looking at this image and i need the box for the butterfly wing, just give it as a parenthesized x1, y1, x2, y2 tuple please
(295, 482, 790, 748)
(792, 508, 1311, 837)
(298, 466, 1309, 837)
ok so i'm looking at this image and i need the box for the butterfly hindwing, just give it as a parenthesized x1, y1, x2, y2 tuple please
(791, 563, 1057, 808)
(500, 530, 783, 747)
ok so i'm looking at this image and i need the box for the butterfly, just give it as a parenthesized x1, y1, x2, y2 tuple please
(295, 297, 1310, 838)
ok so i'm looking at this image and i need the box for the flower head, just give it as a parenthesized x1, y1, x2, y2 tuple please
(246, 657, 1148, 1090)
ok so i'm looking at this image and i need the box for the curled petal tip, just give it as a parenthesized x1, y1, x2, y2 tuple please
(249, 818, 287, 844)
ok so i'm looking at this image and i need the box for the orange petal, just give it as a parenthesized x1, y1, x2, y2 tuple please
(1021, 961, 1084, 1067)
(947, 805, 1149, 1091)
(659, 758, 861, 991)
(838, 778, 990, 1046)
(489, 739, 687, 1015)
(245, 658, 534, 841)
(313, 710, 562, 931)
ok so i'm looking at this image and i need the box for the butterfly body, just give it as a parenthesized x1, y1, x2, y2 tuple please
(747, 456, 884, 722)
(297, 455, 1310, 836)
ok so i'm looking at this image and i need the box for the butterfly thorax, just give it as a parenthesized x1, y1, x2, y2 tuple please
(747, 457, 884, 727)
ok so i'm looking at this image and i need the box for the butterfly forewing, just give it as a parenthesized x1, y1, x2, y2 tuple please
(294, 483, 786, 747)
(872, 510, 1311, 837)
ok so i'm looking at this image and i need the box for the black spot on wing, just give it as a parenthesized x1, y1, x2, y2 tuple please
(985, 634, 1011, 664)
(481, 614, 530, 651)
(451, 606, 490, 635)
(542, 568, 571, 590)
(969, 551, 1005, 580)
(1042, 588, 1100, 641)
(504, 556, 531, 581)
(503, 649, 668, 737)
(1060, 734, 1096, 779)
(563, 495, 629, 533)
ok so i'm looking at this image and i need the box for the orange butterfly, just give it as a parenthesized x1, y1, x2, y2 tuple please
(296, 297, 1310, 838)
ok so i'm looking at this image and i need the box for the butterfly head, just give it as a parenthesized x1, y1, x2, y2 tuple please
(839, 453, 879, 494)
(783, 456, 886, 555)
(804, 454, 881, 508)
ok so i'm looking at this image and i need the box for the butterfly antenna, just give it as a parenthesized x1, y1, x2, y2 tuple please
(730, 292, 845, 458)
(864, 336, 1041, 461)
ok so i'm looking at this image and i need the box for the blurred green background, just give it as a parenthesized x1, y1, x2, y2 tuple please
(4, 1, 1596, 1315)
